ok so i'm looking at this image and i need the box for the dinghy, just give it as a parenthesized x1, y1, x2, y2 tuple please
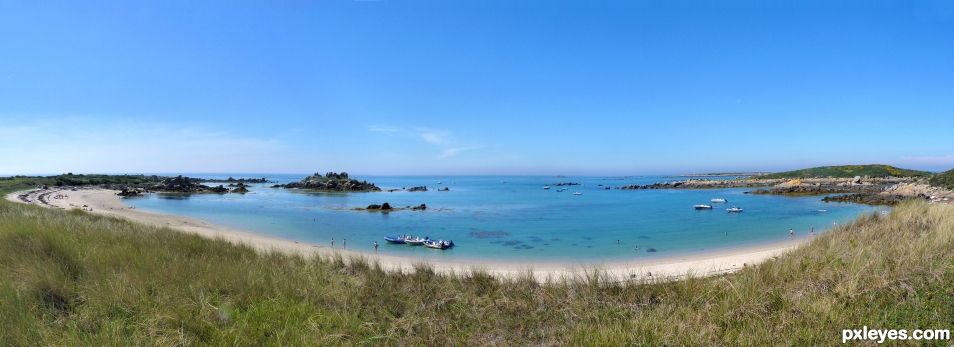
(726, 207, 744, 213)
(693, 204, 713, 210)
(424, 239, 454, 249)
(405, 236, 429, 246)
(710, 198, 727, 203)
(384, 235, 408, 244)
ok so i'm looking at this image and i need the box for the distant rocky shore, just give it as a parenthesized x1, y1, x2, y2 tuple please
(619, 176, 953, 206)
(201, 177, 270, 183)
(618, 178, 781, 190)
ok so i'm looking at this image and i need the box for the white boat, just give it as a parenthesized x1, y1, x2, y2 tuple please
(424, 239, 454, 249)
(543, 186, 551, 190)
(710, 198, 727, 203)
(573, 192, 582, 195)
(405, 236, 429, 246)
(726, 207, 743, 213)
(693, 204, 713, 210)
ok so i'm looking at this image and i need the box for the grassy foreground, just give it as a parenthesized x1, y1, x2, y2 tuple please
(1, 190, 953, 345)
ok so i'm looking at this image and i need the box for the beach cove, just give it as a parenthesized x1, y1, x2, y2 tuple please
(6, 174, 887, 282)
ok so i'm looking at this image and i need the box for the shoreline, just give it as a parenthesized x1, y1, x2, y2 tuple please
(6, 187, 808, 282)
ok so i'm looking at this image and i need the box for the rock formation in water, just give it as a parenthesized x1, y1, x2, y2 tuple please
(276, 172, 381, 192)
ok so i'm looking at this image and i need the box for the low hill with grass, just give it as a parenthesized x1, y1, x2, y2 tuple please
(758, 165, 933, 179)
(1, 178, 952, 345)
(929, 169, 954, 190)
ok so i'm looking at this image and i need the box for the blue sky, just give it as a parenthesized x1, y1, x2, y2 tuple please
(1, 1, 953, 175)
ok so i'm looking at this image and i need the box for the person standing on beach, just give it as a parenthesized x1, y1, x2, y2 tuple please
(343, 238, 347, 249)
(331, 238, 335, 247)
(789, 228, 795, 239)
(373, 241, 379, 253)
(810, 226, 815, 237)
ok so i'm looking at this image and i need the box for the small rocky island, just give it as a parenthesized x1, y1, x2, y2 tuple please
(274, 172, 381, 192)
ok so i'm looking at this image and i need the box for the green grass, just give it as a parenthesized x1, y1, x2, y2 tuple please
(1, 181, 952, 345)
(758, 164, 933, 179)
(1, 174, 162, 188)
(929, 169, 954, 190)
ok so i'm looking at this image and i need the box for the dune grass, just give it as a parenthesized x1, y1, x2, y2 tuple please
(1, 187, 952, 345)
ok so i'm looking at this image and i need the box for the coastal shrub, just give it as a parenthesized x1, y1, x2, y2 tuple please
(929, 169, 954, 190)
(759, 164, 932, 179)
(1, 179, 953, 345)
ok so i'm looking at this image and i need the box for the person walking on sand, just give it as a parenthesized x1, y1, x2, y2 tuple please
(373, 241, 379, 253)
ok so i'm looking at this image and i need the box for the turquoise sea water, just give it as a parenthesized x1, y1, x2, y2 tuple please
(124, 175, 887, 263)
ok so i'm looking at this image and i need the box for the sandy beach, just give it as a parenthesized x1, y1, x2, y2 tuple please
(6, 188, 807, 282)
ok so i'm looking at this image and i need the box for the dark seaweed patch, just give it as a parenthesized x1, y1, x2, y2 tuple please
(469, 230, 510, 239)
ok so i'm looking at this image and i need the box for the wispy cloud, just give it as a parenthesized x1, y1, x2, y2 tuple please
(0, 119, 286, 174)
(367, 125, 402, 133)
(365, 124, 482, 159)
(414, 127, 450, 145)
(439, 146, 482, 159)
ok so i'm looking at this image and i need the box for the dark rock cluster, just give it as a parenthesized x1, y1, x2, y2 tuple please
(277, 172, 381, 192)
(822, 193, 925, 206)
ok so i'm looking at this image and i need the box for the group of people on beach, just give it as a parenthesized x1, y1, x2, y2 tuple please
(789, 226, 816, 239)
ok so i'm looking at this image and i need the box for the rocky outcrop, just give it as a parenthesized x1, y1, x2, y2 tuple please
(366, 202, 393, 210)
(553, 182, 580, 186)
(438, 187, 450, 192)
(149, 175, 227, 193)
(231, 183, 250, 194)
(203, 177, 270, 183)
(117, 188, 145, 197)
(411, 203, 427, 210)
(407, 186, 428, 192)
(277, 172, 381, 192)
(822, 194, 923, 206)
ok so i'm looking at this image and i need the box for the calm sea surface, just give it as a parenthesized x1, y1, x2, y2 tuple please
(124, 174, 887, 263)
